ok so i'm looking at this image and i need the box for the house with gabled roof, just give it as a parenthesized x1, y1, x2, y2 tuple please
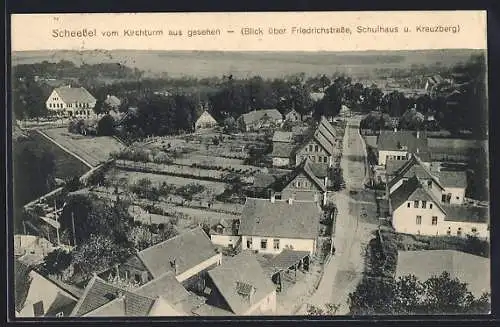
(377, 130, 429, 166)
(389, 176, 489, 240)
(238, 198, 321, 256)
(387, 154, 468, 205)
(104, 95, 121, 109)
(194, 110, 218, 131)
(71, 270, 198, 317)
(274, 158, 328, 205)
(17, 269, 84, 318)
(45, 85, 97, 118)
(104, 228, 222, 293)
(193, 252, 276, 316)
(238, 109, 283, 132)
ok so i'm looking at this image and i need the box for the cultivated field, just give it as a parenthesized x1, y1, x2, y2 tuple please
(41, 128, 125, 167)
(12, 49, 482, 79)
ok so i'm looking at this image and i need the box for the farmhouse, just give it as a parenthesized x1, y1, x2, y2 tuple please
(194, 110, 218, 131)
(274, 158, 328, 205)
(377, 130, 429, 166)
(387, 154, 467, 205)
(389, 176, 489, 239)
(294, 128, 335, 168)
(239, 198, 321, 256)
(73, 271, 199, 317)
(45, 85, 97, 118)
(238, 109, 283, 132)
(17, 269, 84, 318)
(104, 228, 222, 292)
(193, 252, 276, 316)
(271, 143, 295, 167)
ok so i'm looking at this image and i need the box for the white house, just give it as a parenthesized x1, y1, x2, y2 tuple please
(389, 176, 489, 240)
(387, 154, 467, 205)
(194, 110, 218, 131)
(45, 86, 97, 118)
(209, 219, 241, 249)
(193, 252, 277, 316)
(238, 198, 321, 256)
(377, 130, 429, 166)
(17, 270, 83, 318)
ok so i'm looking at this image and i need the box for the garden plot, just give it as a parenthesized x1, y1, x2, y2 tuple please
(42, 128, 125, 167)
(108, 169, 227, 195)
(173, 154, 245, 167)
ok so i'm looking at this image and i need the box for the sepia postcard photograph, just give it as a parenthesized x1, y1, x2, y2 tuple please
(8, 11, 490, 320)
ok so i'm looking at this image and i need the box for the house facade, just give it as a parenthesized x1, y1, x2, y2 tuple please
(390, 177, 489, 240)
(271, 143, 294, 168)
(238, 198, 321, 256)
(294, 117, 338, 168)
(209, 219, 241, 248)
(45, 86, 97, 118)
(195, 110, 218, 131)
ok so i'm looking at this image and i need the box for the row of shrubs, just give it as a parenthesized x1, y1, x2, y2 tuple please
(190, 163, 257, 176)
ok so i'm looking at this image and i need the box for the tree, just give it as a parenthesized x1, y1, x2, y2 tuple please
(97, 114, 116, 136)
(41, 248, 72, 279)
(222, 116, 238, 134)
(399, 108, 425, 130)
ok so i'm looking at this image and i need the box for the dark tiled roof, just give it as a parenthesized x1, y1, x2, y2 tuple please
(71, 277, 124, 316)
(238, 198, 321, 239)
(123, 292, 155, 316)
(319, 116, 337, 139)
(54, 86, 96, 104)
(269, 249, 311, 271)
(207, 252, 275, 315)
(308, 162, 328, 178)
(137, 227, 218, 279)
(442, 205, 489, 223)
(252, 173, 279, 189)
(134, 271, 190, 305)
(44, 292, 78, 317)
(389, 176, 444, 213)
(387, 155, 444, 191)
(241, 109, 282, 125)
(271, 143, 295, 158)
(272, 131, 293, 143)
(377, 130, 428, 153)
(14, 259, 31, 312)
(438, 170, 468, 188)
(386, 159, 409, 176)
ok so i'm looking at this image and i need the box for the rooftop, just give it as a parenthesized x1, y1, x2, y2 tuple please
(206, 252, 275, 315)
(53, 86, 96, 104)
(442, 204, 489, 223)
(272, 131, 293, 143)
(239, 198, 321, 239)
(377, 130, 428, 153)
(387, 155, 444, 191)
(389, 176, 444, 213)
(241, 109, 282, 125)
(438, 170, 468, 189)
(137, 227, 218, 279)
(71, 277, 124, 316)
(271, 143, 295, 158)
(396, 250, 490, 298)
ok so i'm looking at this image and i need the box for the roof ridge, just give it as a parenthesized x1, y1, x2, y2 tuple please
(70, 275, 100, 316)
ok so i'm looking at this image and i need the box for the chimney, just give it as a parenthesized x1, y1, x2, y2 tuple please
(270, 194, 276, 203)
(288, 198, 294, 205)
(416, 148, 420, 153)
(416, 131, 420, 139)
(324, 176, 328, 187)
(393, 127, 397, 132)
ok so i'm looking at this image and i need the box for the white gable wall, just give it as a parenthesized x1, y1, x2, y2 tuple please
(392, 200, 445, 236)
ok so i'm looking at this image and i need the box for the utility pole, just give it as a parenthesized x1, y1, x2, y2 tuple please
(54, 200, 61, 245)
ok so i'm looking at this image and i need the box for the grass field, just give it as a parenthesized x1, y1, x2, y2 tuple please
(42, 128, 125, 167)
(12, 49, 482, 79)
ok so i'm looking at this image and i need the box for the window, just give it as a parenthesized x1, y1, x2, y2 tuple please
(457, 228, 462, 236)
(407, 202, 411, 208)
(134, 273, 141, 283)
(273, 239, 280, 250)
(431, 216, 438, 225)
(414, 200, 419, 208)
(309, 144, 313, 151)
(427, 180, 432, 188)
(422, 201, 427, 209)
(247, 237, 252, 249)
(447, 229, 451, 235)
(56, 312, 64, 318)
(33, 301, 44, 317)
(441, 194, 447, 203)
(429, 203, 433, 209)
(416, 216, 422, 225)
(456, 196, 460, 200)
(315, 145, 319, 152)
(311, 155, 316, 162)
(261, 239, 268, 249)
(472, 227, 477, 233)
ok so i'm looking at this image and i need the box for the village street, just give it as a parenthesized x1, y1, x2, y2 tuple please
(303, 116, 378, 315)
